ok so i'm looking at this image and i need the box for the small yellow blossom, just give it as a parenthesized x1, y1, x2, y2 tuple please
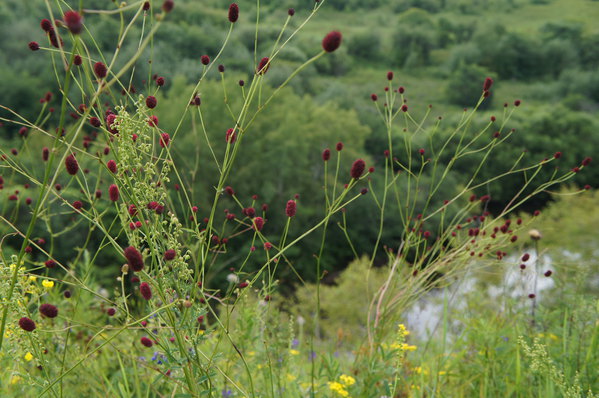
(328, 381, 349, 397)
(286, 373, 297, 382)
(24, 352, 33, 361)
(438, 370, 447, 376)
(339, 374, 356, 386)
(42, 280, 54, 289)
(28, 276, 37, 282)
(398, 323, 410, 336)
(10, 375, 22, 385)
(289, 349, 300, 356)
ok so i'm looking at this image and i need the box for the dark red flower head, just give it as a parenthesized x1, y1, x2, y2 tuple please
(225, 186, 235, 196)
(164, 249, 176, 261)
(29, 41, 40, 51)
(286, 200, 296, 217)
(322, 31, 342, 53)
(19, 317, 36, 332)
(228, 3, 239, 23)
(139, 282, 152, 300)
(41, 19, 53, 32)
(42, 147, 50, 161)
(107, 160, 117, 173)
(218, 64, 225, 72)
(64, 10, 83, 34)
(45, 259, 56, 268)
(582, 157, 592, 167)
(65, 154, 79, 175)
(160, 132, 170, 148)
(140, 337, 153, 347)
(350, 159, 365, 179)
(109, 184, 119, 202)
(201, 55, 210, 65)
(146, 96, 157, 109)
(253, 216, 264, 231)
(288, 8, 295, 16)
(143, 2, 150, 11)
(156, 76, 165, 86)
(226, 128, 236, 143)
(322, 148, 331, 161)
(39, 303, 58, 318)
(94, 62, 107, 79)
(483, 77, 493, 91)
(257, 57, 270, 75)
(162, 0, 174, 13)
(387, 71, 394, 81)
(124, 246, 144, 272)
(370, 94, 378, 101)
(336, 142, 343, 151)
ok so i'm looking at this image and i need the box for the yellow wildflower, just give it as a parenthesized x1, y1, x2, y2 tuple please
(328, 381, 349, 397)
(42, 280, 54, 289)
(398, 323, 410, 336)
(286, 373, 297, 382)
(24, 352, 33, 361)
(339, 374, 356, 386)
(10, 375, 22, 385)
(289, 349, 300, 356)
(28, 276, 37, 282)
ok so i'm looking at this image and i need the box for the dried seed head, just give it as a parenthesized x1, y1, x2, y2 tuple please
(322, 31, 342, 53)
(528, 229, 542, 240)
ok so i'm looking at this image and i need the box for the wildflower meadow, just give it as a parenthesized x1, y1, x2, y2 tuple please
(0, 0, 597, 397)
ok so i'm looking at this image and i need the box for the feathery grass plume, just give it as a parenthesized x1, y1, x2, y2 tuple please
(350, 159, 365, 179)
(18, 317, 36, 332)
(63, 10, 83, 34)
(65, 154, 79, 175)
(124, 246, 144, 272)
(322, 31, 342, 53)
(228, 3, 239, 23)
(39, 303, 58, 318)
(139, 282, 152, 300)
(108, 184, 119, 201)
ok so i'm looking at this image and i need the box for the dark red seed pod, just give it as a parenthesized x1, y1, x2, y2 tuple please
(582, 157, 592, 167)
(544, 270, 552, 277)
(45, 259, 56, 268)
(156, 76, 165, 86)
(19, 317, 36, 332)
(39, 303, 58, 318)
(108, 184, 119, 202)
(253, 216, 264, 231)
(29, 41, 40, 51)
(218, 64, 225, 72)
(73, 200, 83, 210)
(124, 246, 144, 272)
(522, 253, 530, 262)
(371, 94, 378, 101)
(64, 10, 83, 34)
(336, 142, 343, 151)
(200, 55, 210, 65)
(401, 104, 408, 112)
(106, 308, 116, 316)
(322, 31, 342, 53)
(162, 0, 174, 13)
(528, 294, 535, 299)
(239, 282, 249, 288)
(520, 264, 526, 270)
(41, 19, 53, 32)
(164, 249, 176, 261)
(514, 100, 521, 107)
(94, 62, 107, 79)
(228, 3, 239, 23)
(360, 188, 368, 195)
(90, 117, 101, 127)
(139, 282, 152, 300)
(140, 337, 153, 347)
(146, 96, 157, 109)
(554, 152, 562, 159)
(483, 77, 493, 91)
(143, 2, 150, 11)
(244, 207, 256, 218)
(95, 189, 102, 199)
(107, 160, 117, 173)
(286, 200, 296, 217)
(387, 71, 394, 81)
(350, 159, 365, 179)
(42, 147, 49, 161)
(148, 115, 158, 127)
(48, 29, 63, 48)
(65, 154, 79, 175)
(322, 148, 331, 161)
(288, 8, 295, 16)
(257, 57, 270, 75)
(238, 79, 245, 87)
(64, 291, 71, 298)
(510, 235, 518, 242)
(224, 186, 235, 196)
